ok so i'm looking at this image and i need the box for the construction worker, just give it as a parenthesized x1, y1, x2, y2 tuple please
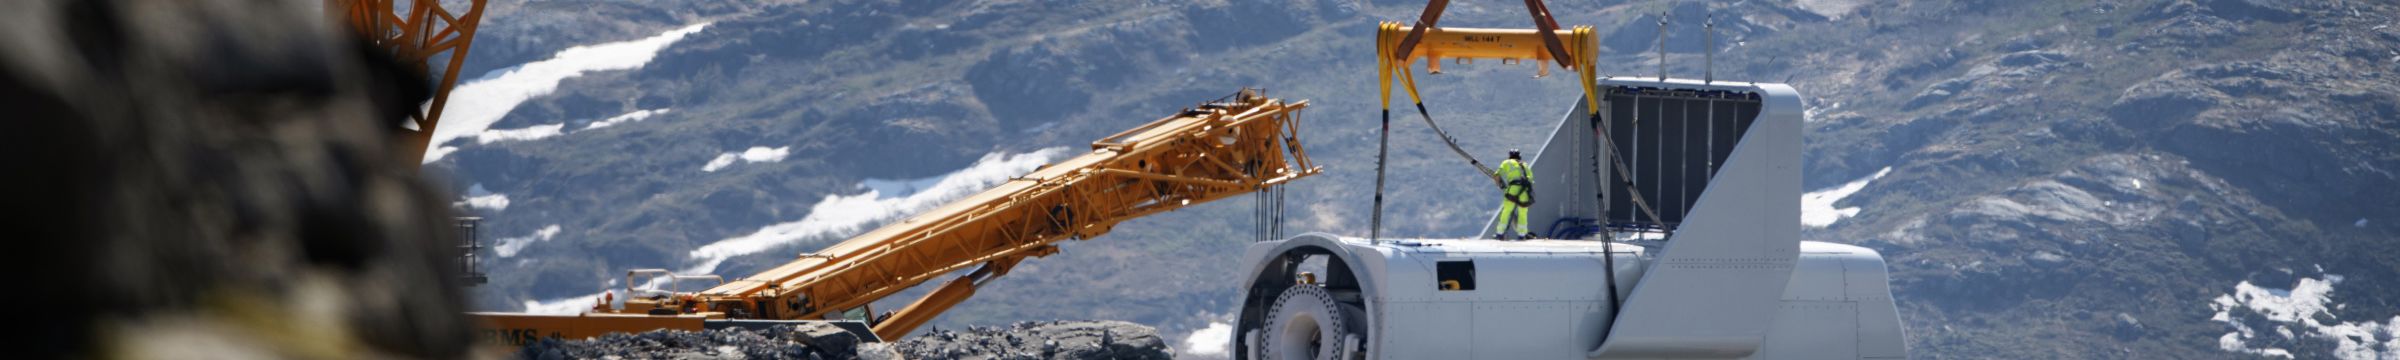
(1492, 149, 1535, 240)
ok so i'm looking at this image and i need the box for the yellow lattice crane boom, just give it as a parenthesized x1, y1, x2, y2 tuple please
(477, 89, 1318, 342)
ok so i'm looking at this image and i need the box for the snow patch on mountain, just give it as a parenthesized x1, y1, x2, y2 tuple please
(701, 146, 792, 172)
(477, 123, 565, 144)
(681, 147, 1071, 275)
(494, 225, 564, 258)
(588, 108, 671, 130)
(1795, 0, 1869, 20)
(454, 184, 511, 212)
(456, 193, 511, 212)
(1802, 166, 1891, 228)
(423, 23, 709, 163)
(2209, 274, 2400, 359)
(474, 108, 674, 146)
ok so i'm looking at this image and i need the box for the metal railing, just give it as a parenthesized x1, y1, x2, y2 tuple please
(456, 216, 488, 286)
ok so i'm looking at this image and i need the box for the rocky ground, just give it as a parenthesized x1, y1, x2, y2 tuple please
(894, 321, 1171, 360)
(517, 321, 1169, 360)
(517, 322, 876, 360)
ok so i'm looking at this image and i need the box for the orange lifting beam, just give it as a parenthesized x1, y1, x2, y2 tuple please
(683, 89, 1317, 339)
(329, 0, 489, 165)
(1377, 23, 1602, 117)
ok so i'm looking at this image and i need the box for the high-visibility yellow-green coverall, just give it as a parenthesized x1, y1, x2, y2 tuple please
(1494, 158, 1533, 238)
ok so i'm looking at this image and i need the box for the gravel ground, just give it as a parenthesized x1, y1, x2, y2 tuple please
(518, 322, 877, 360)
(516, 321, 1168, 360)
(895, 321, 1170, 360)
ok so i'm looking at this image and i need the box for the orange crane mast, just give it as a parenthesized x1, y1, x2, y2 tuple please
(330, 0, 487, 166)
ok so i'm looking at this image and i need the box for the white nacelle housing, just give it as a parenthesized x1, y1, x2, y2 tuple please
(1234, 79, 1904, 359)
(1233, 237, 1902, 359)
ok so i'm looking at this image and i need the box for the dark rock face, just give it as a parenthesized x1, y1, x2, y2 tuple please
(965, 43, 1100, 130)
(461, 2, 684, 79)
(644, 5, 897, 81)
(1799, 1, 2400, 357)
(1884, 47, 1964, 91)
(962, 14, 1187, 131)
(1183, 0, 1312, 52)
(2110, 49, 2400, 225)
(1601, 2, 1784, 55)
(822, 83, 992, 178)
(895, 321, 1171, 360)
(4, 0, 474, 358)
(960, 0, 1356, 130)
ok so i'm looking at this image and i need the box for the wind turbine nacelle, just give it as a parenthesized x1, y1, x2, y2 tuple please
(1232, 79, 1906, 359)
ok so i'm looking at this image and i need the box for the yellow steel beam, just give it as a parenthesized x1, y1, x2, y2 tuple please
(1376, 23, 1600, 116)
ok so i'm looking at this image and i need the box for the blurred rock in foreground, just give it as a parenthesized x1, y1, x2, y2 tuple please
(3, 0, 476, 358)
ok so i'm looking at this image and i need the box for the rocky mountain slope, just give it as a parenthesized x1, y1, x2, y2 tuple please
(434, 0, 2400, 358)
